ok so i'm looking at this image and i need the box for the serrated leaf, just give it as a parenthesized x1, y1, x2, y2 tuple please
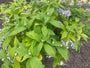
(14, 36, 20, 47)
(53, 55, 62, 68)
(47, 8, 54, 16)
(48, 29, 55, 35)
(12, 60, 21, 68)
(70, 34, 76, 41)
(16, 43, 28, 57)
(81, 33, 88, 41)
(34, 25, 41, 34)
(26, 31, 41, 41)
(61, 31, 68, 39)
(0, 50, 7, 59)
(26, 57, 43, 68)
(1, 61, 9, 68)
(27, 18, 35, 28)
(44, 44, 56, 57)
(2, 36, 13, 49)
(52, 42, 62, 46)
(57, 47, 69, 61)
(16, 56, 22, 62)
(9, 27, 26, 36)
(8, 47, 16, 59)
(49, 20, 62, 28)
(33, 42, 43, 56)
(74, 41, 79, 51)
(21, 55, 30, 62)
(42, 26, 48, 37)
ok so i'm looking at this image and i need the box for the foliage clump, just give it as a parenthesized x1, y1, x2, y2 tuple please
(0, 0, 89, 68)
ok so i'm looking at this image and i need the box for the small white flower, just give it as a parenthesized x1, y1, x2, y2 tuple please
(52, 41, 55, 44)
(60, 61, 63, 66)
(24, 23, 27, 26)
(11, 59, 15, 63)
(18, 46, 21, 48)
(46, 55, 51, 58)
(48, 56, 51, 58)
(67, 47, 69, 49)
(61, 45, 63, 47)
(47, 13, 49, 15)
(41, 40, 44, 42)
(28, 52, 31, 55)
(3, 36, 6, 39)
(2, 58, 5, 61)
(14, 53, 17, 56)
(14, 18, 16, 20)
(5, 17, 10, 23)
(21, 32, 24, 35)
(7, 57, 10, 60)
(26, 10, 29, 13)
(43, 65, 45, 67)
(7, 52, 9, 56)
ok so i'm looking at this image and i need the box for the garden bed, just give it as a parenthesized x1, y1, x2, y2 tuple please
(42, 39, 90, 68)
(0, 38, 90, 68)
(0, 0, 90, 68)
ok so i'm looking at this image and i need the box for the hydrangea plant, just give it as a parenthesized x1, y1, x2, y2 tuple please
(0, 0, 89, 68)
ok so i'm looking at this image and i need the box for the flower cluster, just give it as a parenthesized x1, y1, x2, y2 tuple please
(0, 41, 2, 45)
(77, 1, 83, 6)
(86, 8, 90, 13)
(62, 40, 75, 49)
(58, 8, 71, 17)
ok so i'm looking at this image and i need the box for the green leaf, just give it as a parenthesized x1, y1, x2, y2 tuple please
(48, 29, 55, 35)
(44, 44, 56, 57)
(0, 50, 7, 59)
(9, 27, 26, 36)
(14, 36, 20, 47)
(26, 31, 41, 41)
(81, 33, 88, 41)
(27, 18, 35, 28)
(52, 42, 62, 46)
(16, 43, 28, 57)
(44, 16, 50, 24)
(34, 25, 41, 34)
(57, 47, 69, 61)
(21, 55, 30, 62)
(1, 61, 9, 68)
(61, 31, 68, 39)
(12, 60, 21, 68)
(42, 26, 48, 37)
(33, 42, 43, 56)
(74, 41, 79, 51)
(26, 57, 43, 68)
(70, 34, 76, 41)
(2, 37, 13, 49)
(8, 47, 16, 59)
(49, 20, 62, 28)
(47, 8, 54, 16)
(53, 55, 62, 68)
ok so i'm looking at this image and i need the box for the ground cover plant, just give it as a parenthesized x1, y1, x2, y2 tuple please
(0, 0, 89, 68)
